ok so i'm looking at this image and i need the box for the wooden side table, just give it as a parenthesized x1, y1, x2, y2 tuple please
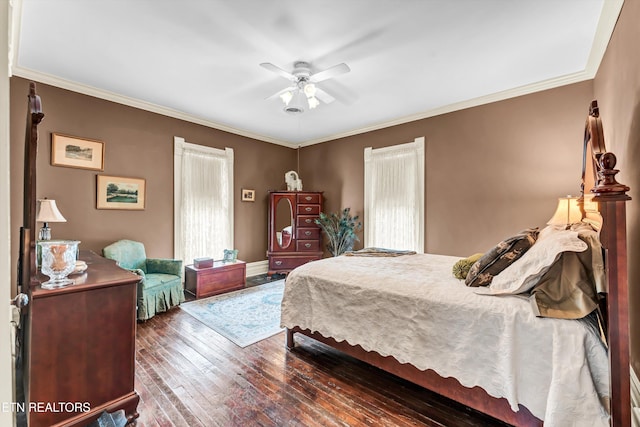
(185, 260, 246, 299)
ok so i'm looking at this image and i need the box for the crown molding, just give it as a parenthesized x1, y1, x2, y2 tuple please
(584, 0, 624, 77)
(14, 64, 596, 150)
(10, 66, 298, 148)
(299, 70, 597, 146)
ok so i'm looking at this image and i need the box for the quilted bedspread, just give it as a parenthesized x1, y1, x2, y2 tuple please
(280, 253, 610, 426)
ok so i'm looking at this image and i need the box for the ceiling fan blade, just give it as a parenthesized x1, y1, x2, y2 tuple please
(309, 63, 351, 83)
(319, 80, 358, 105)
(314, 87, 336, 104)
(260, 62, 296, 81)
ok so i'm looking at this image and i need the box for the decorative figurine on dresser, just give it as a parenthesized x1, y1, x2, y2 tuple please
(268, 190, 323, 277)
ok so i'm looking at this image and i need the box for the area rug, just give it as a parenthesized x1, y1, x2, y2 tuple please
(180, 280, 285, 347)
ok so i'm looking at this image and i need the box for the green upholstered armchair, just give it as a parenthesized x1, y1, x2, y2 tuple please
(103, 239, 184, 321)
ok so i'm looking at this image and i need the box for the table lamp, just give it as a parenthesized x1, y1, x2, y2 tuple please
(547, 196, 582, 229)
(36, 198, 66, 240)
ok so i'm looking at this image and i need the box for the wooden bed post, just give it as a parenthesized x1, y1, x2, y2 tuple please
(593, 154, 631, 427)
(582, 101, 631, 427)
(19, 81, 43, 293)
(286, 328, 296, 349)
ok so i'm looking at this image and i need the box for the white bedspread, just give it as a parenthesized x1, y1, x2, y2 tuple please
(280, 254, 610, 426)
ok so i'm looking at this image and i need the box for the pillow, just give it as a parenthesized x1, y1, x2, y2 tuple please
(465, 228, 539, 287)
(452, 253, 483, 279)
(482, 226, 589, 295)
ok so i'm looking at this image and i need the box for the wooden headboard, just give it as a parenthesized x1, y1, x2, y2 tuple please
(580, 100, 631, 427)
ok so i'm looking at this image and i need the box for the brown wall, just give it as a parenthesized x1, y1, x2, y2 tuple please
(593, 0, 640, 377)
(10, 77, 295, 292)
(301, 81, 594, 256)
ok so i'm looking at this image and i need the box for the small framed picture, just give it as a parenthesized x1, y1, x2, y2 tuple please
(223, 249, 238, 263)
(241, 189, 255, 202)
(96, 175, 146, 210)
(51, 133, 105, 171)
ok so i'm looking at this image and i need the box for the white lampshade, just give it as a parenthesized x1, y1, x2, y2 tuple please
(303, 83, 316, 97)
(36, 199, 66, 241)
(547, 196, 582, 227)
(36, 199, 67, 223)
(279, 90, 293, 106)
(307, 96, 320, 109)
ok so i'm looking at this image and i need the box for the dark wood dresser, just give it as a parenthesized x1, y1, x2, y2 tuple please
(267, 191, 323, 276)
(25, 250, 140, 426)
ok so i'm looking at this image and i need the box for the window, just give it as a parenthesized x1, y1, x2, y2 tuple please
(174, 137, 234, 265)
(364, 137, 425, 252)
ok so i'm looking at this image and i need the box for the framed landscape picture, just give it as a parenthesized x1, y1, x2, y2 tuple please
(96, 175, 146, 210)
(51, 133, 104, 171)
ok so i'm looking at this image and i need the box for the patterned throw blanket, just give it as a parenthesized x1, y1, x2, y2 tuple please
(344, 247, 416, 257)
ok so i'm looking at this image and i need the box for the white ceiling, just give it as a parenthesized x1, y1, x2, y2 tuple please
(12, 0, 622, 147)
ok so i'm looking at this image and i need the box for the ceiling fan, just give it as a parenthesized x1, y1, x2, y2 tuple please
(260, 61, 350, 114)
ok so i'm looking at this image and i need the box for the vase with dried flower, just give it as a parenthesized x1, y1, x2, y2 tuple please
(315, 208, 363, 257)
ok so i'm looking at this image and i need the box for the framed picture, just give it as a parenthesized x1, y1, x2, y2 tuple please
(51, 133, 105, 171)
(223, 249, 238, 263)
(96, 175, 146, 210)
(241, 188, 255, 202)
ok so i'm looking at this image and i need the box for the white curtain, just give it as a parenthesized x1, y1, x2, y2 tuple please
(364, 137, 425, 252)
(174, 137, 233, 265)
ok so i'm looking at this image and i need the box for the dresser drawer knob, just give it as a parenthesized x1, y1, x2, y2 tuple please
(305, 196, 312, 201)
(305, 207, 312, 212)
(275, 260, 283, 266)
(305, 219, 312, 223)
(305, 243, 312, 248)
(305, 231, 312, 236)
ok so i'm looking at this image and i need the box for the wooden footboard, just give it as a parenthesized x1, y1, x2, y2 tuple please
(286, 327, 542, 427)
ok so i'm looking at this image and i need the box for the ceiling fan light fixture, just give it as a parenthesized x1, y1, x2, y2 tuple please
(280, 90, 293, 106)
(263, 61, 350, 114)
(303, 83, 316, 97)
(283, 90, 305, 114)
(307, 96, 320, 109)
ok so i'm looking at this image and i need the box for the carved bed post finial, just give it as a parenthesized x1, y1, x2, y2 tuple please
(592, 152, 631, 199)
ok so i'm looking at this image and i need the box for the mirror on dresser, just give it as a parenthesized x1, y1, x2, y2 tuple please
(275, 196, 293, 249)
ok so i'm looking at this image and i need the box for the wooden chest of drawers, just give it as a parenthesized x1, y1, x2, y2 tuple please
(268, 191, 323, 276)
(185, 260, 246, 299)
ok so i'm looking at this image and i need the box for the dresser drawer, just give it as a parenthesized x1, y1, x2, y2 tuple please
(269, 255, 319, 271)
(297, 193, 321, 204)
(296, 227, 320, 240)
(297, 215, 319, 228)
(297, 204, 320, 215)
(296, 240, 321, 251)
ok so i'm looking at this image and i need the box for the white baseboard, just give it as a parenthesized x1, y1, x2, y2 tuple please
(632, 365, 640, 427)
(246, 260, 268, 277)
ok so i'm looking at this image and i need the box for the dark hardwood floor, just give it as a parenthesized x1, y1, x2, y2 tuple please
(135, 304, 512, 427)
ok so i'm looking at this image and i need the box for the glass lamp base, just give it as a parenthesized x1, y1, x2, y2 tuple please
(41, 278, 74, 289)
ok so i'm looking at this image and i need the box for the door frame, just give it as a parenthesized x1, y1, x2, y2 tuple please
(1, 0, 16, 426)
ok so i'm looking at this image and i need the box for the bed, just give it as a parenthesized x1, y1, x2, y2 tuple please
(280, 101, 631, 427)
